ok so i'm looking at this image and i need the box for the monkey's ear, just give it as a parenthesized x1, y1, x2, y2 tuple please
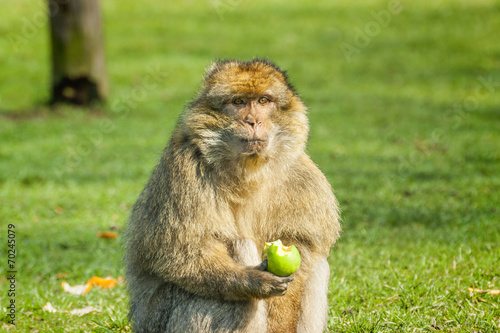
(201, 61, 224, 90)
(197, 62, 218, 92)
(205, 61, 220, 76)
(205, 60, 228, 79)
(204, 59, 236, 79)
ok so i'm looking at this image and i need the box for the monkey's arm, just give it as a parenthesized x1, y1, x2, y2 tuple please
(275, 154, 341, 256)
(128, 221, 291, 300)
(166, 237, 292, 299)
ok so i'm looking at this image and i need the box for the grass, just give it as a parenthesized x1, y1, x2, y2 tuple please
(1, 0, 500, 331)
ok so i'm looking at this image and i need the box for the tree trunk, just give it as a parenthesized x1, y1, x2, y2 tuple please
(48, 0, 108, 106)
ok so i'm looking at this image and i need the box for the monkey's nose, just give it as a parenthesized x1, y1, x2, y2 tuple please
(244, 114, 263, 129)
(244, 117, 257, 128)
(246, 121, 262, 129)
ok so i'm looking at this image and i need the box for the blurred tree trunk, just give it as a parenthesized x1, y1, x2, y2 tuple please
(48, 0, 108, 106)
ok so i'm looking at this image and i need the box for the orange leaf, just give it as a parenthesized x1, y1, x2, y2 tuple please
(95, 231, 118, 239)
(88, 276, 117, 289)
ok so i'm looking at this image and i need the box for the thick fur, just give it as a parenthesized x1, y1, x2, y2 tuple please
(296, 258, 331, 333)
(124, 59, 341, 333)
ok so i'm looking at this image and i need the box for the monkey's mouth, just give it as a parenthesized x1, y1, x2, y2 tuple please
(240, 139, 267, 143)
(239, 138, 269, 154)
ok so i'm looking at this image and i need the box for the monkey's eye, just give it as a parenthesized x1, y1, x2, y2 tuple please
(258, 97, 269, 104)
(233, 98, 244, 105)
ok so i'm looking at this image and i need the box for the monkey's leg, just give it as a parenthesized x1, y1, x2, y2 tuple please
(232, 237, 268, 333)
(296, 257, 330, 333)
(130, 279, 265, 333)
(265, 272, 303, 333)
(165, 288, 264, 333)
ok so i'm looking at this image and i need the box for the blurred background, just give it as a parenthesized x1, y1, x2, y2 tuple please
(0, 0, 499, 331)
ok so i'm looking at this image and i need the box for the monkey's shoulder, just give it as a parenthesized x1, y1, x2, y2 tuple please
(284, 153, 334, 195)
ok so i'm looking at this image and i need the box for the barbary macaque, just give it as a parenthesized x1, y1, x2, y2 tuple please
(124, 59, 341, 333)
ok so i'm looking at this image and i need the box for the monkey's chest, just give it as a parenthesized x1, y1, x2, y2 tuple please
(229, 201, 257, 237)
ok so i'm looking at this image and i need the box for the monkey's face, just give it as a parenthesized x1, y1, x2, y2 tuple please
(221, 94, 275, 155)
(187, 60, 309, 171)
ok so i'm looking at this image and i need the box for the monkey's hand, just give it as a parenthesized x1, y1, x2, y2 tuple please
(244, 259, 294, 298)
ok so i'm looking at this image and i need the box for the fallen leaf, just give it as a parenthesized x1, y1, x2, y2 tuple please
(468, 287, 485, 293)
(61, 276, 119, 295)
(88, 276, 117, 289)
(61, 281, 92, 295)
(42, 302, 98, 316)
(95, 231, 118, 239)
(468, 287, 500, 297)
(43, 302, 57, 313)
(54, 206, 64, 214)
(70, 306, 98, 316)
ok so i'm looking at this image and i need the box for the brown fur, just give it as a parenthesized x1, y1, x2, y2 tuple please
(124, 59, 341, 333)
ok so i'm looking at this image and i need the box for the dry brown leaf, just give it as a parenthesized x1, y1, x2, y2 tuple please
(70, 306, 98, 316)
(61, 281, 92, 295)
(95, 231, 118, 239)
(468, 287, 485, 294)
(43, 302, 57, 313)
(42, 302, 98, 316)
(54, 206, 64, 214)
(468, 287, 500, 296)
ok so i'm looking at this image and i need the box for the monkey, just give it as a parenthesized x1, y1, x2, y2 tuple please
(124, 59, 341, 333)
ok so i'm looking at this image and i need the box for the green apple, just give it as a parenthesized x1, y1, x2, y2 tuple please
(262, 239, 301, 277)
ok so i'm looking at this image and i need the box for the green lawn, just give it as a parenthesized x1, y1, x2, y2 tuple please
(1, 0, 500, 331)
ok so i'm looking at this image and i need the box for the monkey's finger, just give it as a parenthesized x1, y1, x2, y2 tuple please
(276, 282, 289, 296)
(281, 276, 294, 283)
(281, 284, 289, 295)
(255, 259, 268, 271)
